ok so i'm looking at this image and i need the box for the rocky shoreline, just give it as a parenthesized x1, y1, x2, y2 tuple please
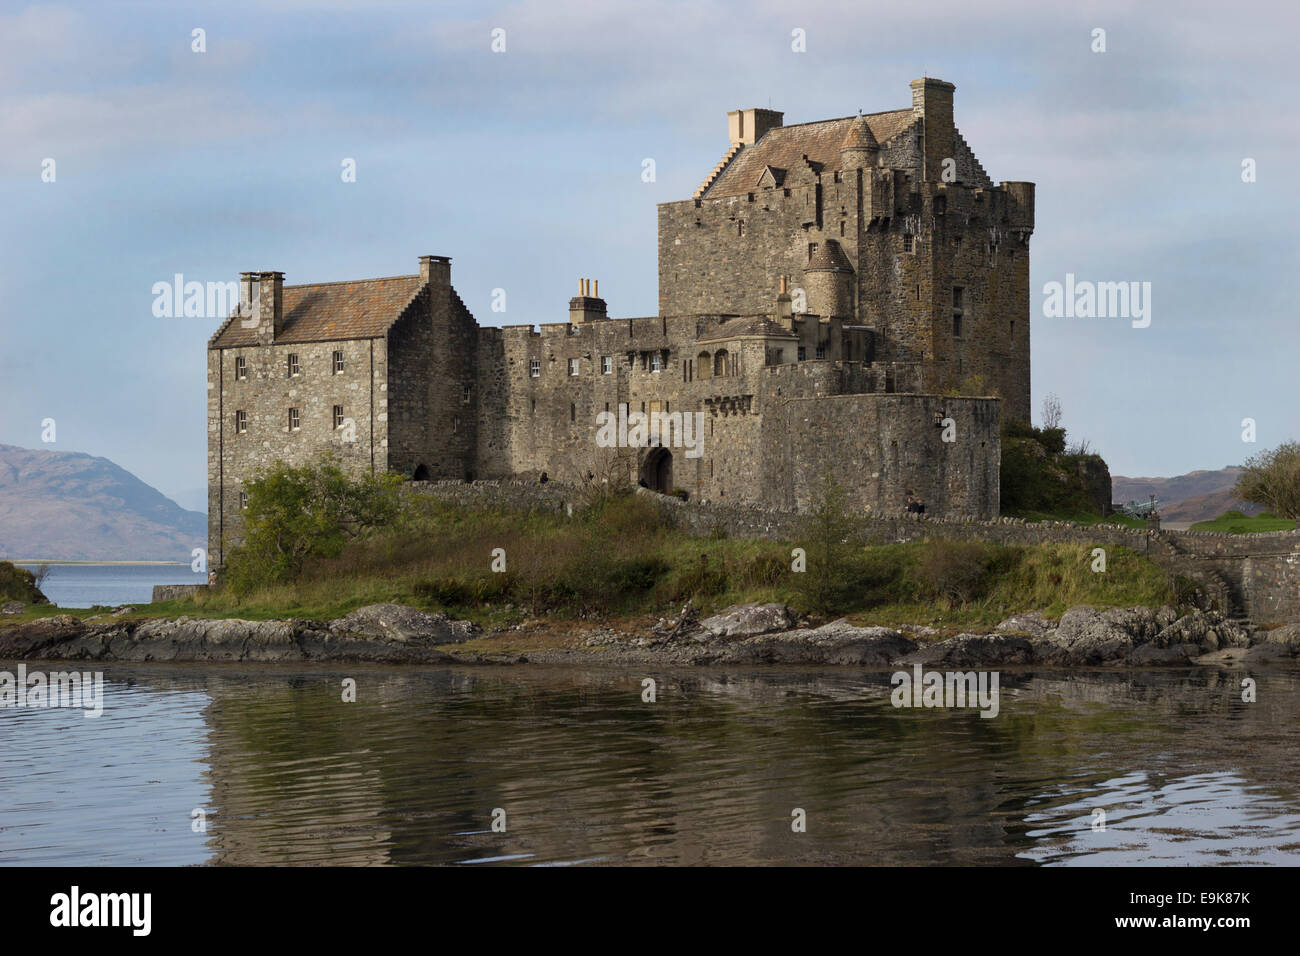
(2, 601, 1300, 668)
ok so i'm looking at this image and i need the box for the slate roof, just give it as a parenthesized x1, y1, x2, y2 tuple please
(697, 316, 799, 343)
(209, 275, 425, 348)
(704, 109, 914, 198)
(807, 239, 855, 272)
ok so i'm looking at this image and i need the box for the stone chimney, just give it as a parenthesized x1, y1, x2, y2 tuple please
(728, 108, 784, 147)
(910, 77, 956, 183)
(419, 254, 451, 287)
(569, 278, 607, 324)
(776, 275, 793, 324)
(255, 271, 284, 343)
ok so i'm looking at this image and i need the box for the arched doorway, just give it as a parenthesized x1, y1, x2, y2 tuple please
(642, 448, 673, 494)
(412, 463, 430, 481)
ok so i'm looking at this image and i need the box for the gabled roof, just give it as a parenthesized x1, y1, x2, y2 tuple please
(209, 275, 425, 348)
(756, 165, 786, 188)
(704, 109, 914, 198)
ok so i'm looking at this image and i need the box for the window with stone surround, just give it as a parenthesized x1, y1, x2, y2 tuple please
(234, 356, 246, 380)
(903, 234, 914, 253)
(235, 410, 247, 433)
(650, 352, 662, 373)
(568, 358, 580, 376)
(463, 384, 472, 404)
(601, 355, 612, 375)
(953, 315, 963, 338)
(529, 359, 540, 378)
(332, 350, 345, 374)
(288, 408, 300, 431)
(287, 353, 300, 377)
(332, 405, 344, 429)
(798, 347, 806, 362)
(816, 344, 826, 360)
(239, 491, 248, 509)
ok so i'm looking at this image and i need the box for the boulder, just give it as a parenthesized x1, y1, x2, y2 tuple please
(330, 603, 478, 645)
(994, 611, 1056, 641)
(727, 620, 915, 666)
(697, 602, 798, 639)
(2, 601, 26, 615)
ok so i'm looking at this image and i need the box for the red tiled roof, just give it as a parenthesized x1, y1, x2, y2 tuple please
(704, 109, 915, 198)
(209, 275, 425, 348)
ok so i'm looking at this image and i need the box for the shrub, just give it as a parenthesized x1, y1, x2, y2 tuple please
(916, 540, 998, 606)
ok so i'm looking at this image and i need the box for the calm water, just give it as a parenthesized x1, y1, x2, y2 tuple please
(18, 563, 204, 609)
(1, 665, 1297, 866)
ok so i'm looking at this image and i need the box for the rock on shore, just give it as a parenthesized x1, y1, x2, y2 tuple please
(0, 600, 1292, 667)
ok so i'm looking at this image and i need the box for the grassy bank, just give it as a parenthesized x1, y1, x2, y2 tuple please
(1190, 510, 1297, 534)
(120, 494, 1173, 631)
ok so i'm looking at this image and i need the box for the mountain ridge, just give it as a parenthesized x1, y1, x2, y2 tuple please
(0, 444, 206, 561)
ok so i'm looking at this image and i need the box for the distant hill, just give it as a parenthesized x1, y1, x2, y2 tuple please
(0, 444, 206, 561)
(1111, 467, 1262, 523)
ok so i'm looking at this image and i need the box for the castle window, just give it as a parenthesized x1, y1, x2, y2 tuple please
(808, 242, 817, 262)
(1010, 320, 1015, 336)
(737, 220, 744, 237)
(463, 384, 472, 404)
(570, 404, 576, 422)
(288, 408, 300, 431)
(529, 359, 540, 378)
(798, 346, 806, 362)
(531, 398, 536, 414)
(453, 417, 460, 434)
(332, 350, 345, 374)
(287, 354, 300, 377)
(816, 345, 826, 360)
(713, 349, 728, 377)
(953, 315, 963, 338)
(650, 352, 662, 373)
(568, 358, 580, 376)
(903, 234, 914, 254)
(601, 355, 612, 375)
(333, 405, 344, 429)
(239, 491, 248, 509)
(833, 171, 842, 183)
(953, 287, 964, 310)
(234, 356, 247, 380)
(954, 236, 962, 251)
(235, 410, 247, 433)
(840, 221, 845, 237)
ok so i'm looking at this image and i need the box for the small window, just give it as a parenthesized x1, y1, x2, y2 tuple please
(288, 408, 300, 431)
(953, 315, 963, 338)
(568, 358, 580, 376)
(570, 403, 576, 422)
(238, 491, 248, 509)
(529, 359, 540, 378)
(235, 410, 247, 433)
(808, 242, 817, 262)
(650, 352, 662, 373)
(462, 384, 472, 404)
(816, 345, 826, 360)
(333, 405, 344, 429)
(953, 287, 964, 310)
(797, 346, 806, 362)
(1010, 320, 1015, 336)
(452, 417, 460, 434)
(737, 220, 744, 237)
(840, 221, 845, 237)
(332, 350, 345, 374)
(287, 353, 300, 377)
(234, 356, 247, 380)
(903, 234, 914, 254)
(601, 355, 612, 375)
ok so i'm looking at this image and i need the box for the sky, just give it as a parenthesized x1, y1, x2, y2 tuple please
(1, 0, 1296, 513)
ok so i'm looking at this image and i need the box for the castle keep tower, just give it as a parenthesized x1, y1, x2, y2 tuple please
(657, 77, 1035, 422)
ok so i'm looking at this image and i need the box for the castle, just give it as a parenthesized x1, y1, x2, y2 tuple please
(207, 78, 1034, 566)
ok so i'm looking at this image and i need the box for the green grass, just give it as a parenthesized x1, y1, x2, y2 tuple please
(1008, 510, 1147, 529)
(0, 495, 1179, 633)
(1190, 510, 1297, 534)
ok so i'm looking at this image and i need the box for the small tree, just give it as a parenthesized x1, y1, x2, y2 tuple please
(1236, 442, 1300, 528)
(798, 473, 858, 614)
(224, 457, 403, 594)
(1041, 392, 1063, 430)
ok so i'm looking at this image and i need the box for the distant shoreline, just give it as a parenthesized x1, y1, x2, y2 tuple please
(9, 560, 190, 566)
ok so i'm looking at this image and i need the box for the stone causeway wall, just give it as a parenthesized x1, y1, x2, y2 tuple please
(405, 480, 1300, 626)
